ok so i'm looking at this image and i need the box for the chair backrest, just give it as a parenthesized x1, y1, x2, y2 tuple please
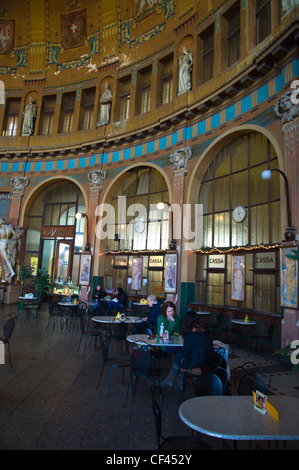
(3, 313, 17, 340)
(201, 349, 227, 372)
(112, 321, 128, 339)
(131, 348, 155, 376)
(195, 371, 223, 396)
(76, 301, 87, 315)
(238, 373, 266, 396)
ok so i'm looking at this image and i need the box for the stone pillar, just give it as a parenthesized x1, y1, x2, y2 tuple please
(168, 147, 192, 314)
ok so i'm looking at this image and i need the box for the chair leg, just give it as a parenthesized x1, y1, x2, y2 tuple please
(7, 342, 12, 367)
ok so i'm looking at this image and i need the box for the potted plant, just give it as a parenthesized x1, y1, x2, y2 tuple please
(18, 264, 35, 296)
(31, 268, 51, 303)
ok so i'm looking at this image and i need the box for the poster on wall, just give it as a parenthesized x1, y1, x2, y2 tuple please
(79, 254, 91, 286)
(165, 253, 177, 294)
(280, 247, 298, 308)
(132, 257, 142, 290)
(231, 255, 245, 301)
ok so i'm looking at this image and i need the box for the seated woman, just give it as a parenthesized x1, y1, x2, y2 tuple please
(157, 301, 180, 337)
(161, 310, 213, 390)
(146, 294, 163, 334)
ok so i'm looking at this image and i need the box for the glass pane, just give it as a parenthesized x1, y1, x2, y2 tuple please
(214, 175, 230, 212)
(26, 218, 42, 251)
(56, 242, 70, 282)
(232, 171, 248, 207)
(41, 239, 55, 277)
(51, 205, 60, 225)
(30, 193, 45, 216)
(59, 204, 68, 225)
(207, 272, 224, 305)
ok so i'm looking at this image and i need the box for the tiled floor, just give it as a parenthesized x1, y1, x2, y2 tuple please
(0, 302, 299, 451)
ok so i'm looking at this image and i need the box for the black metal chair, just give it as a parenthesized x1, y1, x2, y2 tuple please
(124, 346, 161, 405)
(195, 371, 223, 396)
(251, 322, 275, 355)
(77, 313, 102, 356)
(97, 335, 131, 398)
(233, 361, 271, 396)
(0, 312, 17, 367)
(152, 390, 210, 450)
(46, 297, 66, 332)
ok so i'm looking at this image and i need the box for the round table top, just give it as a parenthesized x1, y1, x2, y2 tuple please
(179, 395, 299, 441)
(58, 302, 77, 306)
(231, 318, 257, 325)
(196, 311, 212, 315)
(92, 315, 143, 324)
(133, 302, 148, 306)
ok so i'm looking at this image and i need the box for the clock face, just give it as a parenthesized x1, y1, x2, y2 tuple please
(232, 205, 247, 223)
(134, 221, 145, 234)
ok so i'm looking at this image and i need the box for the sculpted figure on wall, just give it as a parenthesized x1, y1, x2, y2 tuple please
(178, 47, 193, 95)
(96, 82, 113, 127)
(22, 96, 37, 136)
(87, 169, 107, 191)
(274, 91, 299, 130)
(9, 176, 29, 195)
(0, 219, 24, 281)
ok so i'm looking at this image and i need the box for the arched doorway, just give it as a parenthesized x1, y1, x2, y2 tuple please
(23, 180, 86, 284)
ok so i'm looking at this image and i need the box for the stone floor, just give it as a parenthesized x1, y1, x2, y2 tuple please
(1, 301, 299, 454)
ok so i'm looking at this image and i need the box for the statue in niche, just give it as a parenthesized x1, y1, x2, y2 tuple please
(274, 91, 299, 130)
(22, 96, 37, 136)
(0, 219, 24, 281)
(135, 0, 157, 16)
(96, 82, 113, 127)
(178, 47, 193, 95)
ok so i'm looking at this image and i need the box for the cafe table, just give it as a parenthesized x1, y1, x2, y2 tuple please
(92, 315, 144, 324)
(126, 333, 183, 347)
(179, 395, 299, 449)
(231, 318, 257, 325)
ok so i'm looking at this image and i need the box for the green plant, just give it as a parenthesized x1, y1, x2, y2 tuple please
(18, 264, 35, 295)
(31, 268, 51, 303)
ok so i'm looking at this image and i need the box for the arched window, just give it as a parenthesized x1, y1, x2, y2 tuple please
(196, 132, 281, 314)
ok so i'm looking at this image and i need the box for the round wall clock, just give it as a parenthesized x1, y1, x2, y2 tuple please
(134, 221, 145, 234)
(232, 205, 247, 223)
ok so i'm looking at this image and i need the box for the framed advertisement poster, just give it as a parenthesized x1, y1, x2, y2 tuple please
(132, 257, 142, 291)
(231, 255, 245, 301)
(79, 254, 91, 286)
(165, 253, 177, 293)
(280, 247, 298, 308)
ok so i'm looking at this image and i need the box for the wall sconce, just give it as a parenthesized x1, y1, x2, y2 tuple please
(157, 202, 177, 250)
(75, 212, 91, 251)
(261, 169, 296, 241)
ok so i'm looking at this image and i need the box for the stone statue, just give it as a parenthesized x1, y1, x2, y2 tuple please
(87, 169, 107, 191)
(178, 47, 193, 95)
(274, 91, 299, 130)
(22, 96, 37, 136)
(96, 82, 112, 127)
(0, 219, 24, 281)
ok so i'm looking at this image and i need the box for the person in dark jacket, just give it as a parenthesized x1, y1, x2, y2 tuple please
(161, 310, 213, 390)
(116, 287, 127, 307)
(146, 294, 163, 333)
(93, 285, 104, 302)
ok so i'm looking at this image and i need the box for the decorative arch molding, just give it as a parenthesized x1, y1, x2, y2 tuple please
(19, 175, 88, 226)
(186, 124, 284, 206)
